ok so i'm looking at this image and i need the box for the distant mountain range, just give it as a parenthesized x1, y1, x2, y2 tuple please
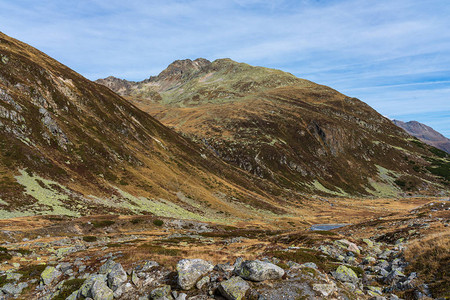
(393, 120, 450, 154)
(97, 58, 449, 197)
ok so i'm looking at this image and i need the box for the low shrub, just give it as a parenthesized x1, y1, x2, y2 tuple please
(153, 219, 164, 226)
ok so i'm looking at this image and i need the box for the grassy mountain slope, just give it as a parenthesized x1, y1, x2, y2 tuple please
(0, 32, 307, 222)
(98, 59, 450, 197)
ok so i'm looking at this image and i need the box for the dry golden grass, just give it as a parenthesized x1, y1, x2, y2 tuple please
(404, 231, 450, 298)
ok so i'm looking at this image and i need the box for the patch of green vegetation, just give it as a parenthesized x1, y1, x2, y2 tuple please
(17, 264, 47, 279)
(267, 248, 338, 273)
(106, 243, 122, 248)
(366, 165, 402, 197)
(91, 220, 115, 228)
(0, 247, 11, 262)
(14, 169, 79, 217)
(130, 218, 143, 224)
(428, 147, 449, 158)
(424, 156, 450, 182)
(153, 219, 164, 226)
(310, 180, 348, 197)
(410, 139, 425, 149)
(82, 236, 97, 242)
(16, 248, 32, 255)
(51, 278, 85, 300)
(138, 244, 181, 256)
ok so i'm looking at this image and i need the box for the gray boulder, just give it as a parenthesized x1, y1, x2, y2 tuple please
(150, 285, 173, 300)
(2, 282, 28, 296)
(312, 283, 337, 297)
(176, 259, 214, 290)
(107, 262, 127, 291)
(219, 276, 250, 300)
(91, 279, 114, 300)
(333, 265, 359, 284)
(99, 259, 117, 274)
(40, 266, 62, 285)
(235, 260, 284, 282)
(383, 269, 405, 284)
(79, 274, 107, 298)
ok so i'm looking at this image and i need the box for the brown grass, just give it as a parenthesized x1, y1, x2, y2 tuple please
(404, 232, 450, 298)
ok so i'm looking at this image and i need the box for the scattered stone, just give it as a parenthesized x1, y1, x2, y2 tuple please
(107, 262, 127, 291)
(196, 276, 210, 289)
(312, 283, 337, 297)
(91, 279, 114, 300)
(150, 285, 173, 300)
(218, 276, 250, 300)
(99, 259, 116, 274)
(176, 259, 214, 290)
(300, 262, 317, 269)
(235, 260, 284, 282)
(79, 274, 107, 298)
(40, 266, 62, 285)
(2, 282, 28, 296)
(333, 265, 359, 283)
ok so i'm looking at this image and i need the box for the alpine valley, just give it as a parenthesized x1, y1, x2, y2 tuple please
(0, 32, 448, 300)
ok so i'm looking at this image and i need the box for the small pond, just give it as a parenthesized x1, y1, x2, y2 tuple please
(310, 223, 351, 231)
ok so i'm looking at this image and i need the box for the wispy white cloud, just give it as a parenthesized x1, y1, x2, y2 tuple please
(0, 0, 449, 136)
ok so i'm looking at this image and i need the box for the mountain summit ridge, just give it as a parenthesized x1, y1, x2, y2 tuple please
(393, 119, 450, 153)
(97, 58, 450, 196)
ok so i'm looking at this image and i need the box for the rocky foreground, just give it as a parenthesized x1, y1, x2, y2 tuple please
(0, 200, 448, 300)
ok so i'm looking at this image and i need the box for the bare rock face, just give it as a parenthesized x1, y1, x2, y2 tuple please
(393, 120, 450, 153)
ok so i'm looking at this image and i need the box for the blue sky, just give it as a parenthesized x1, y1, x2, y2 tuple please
(1, 0, 449, 136)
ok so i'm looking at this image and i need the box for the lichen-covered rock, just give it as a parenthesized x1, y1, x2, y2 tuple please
(235, 260, 284, 282)
(383, 269, 405, 284)
(40, 266, 62, 285)
(99, 259, 117, 274)
(91, 279, 114, 300)
(219, 276, 250, 300)
(335, 239, 360, 254)
(196, 276, 210, 289)
(333, 265, 359, 283)
(300, 262, 317, 269)
(150, 285, 173, 300)
(2, 282, 28, 296)
(176, 259, 214, 290)
(79, 274, 107, 298)
(66, 290, 79, 300)
(312, 283, 336, 297)
(107, 262, 128, 291)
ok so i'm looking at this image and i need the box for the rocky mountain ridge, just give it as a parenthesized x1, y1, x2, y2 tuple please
(393, 120, 450, 154)
(97, 59, 450, 197)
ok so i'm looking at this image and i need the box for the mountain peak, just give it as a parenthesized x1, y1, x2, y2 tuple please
(393, 119, 450, 153)
(154, 58, 211, 80)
